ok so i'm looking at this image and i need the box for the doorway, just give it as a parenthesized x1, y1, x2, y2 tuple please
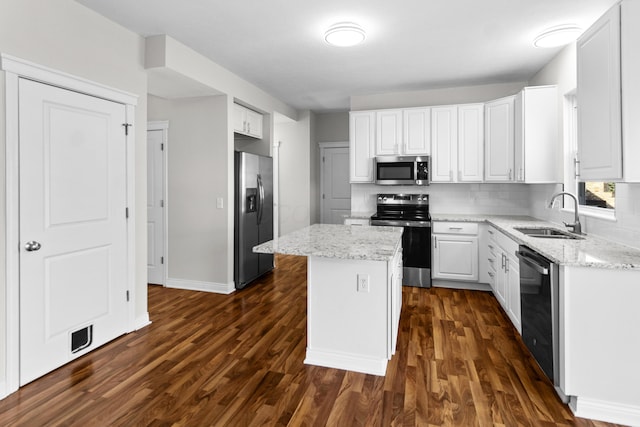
(2, 55, 137, 392)
(147, 122, 168, 285)
(319, 142, 351, 224)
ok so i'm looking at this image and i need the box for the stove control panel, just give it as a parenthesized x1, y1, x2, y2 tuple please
(376, 194, 429, 205)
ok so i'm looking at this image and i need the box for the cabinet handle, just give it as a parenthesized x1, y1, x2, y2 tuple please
(508, 169, 513, 180)
(488, 272, 494, 278)
(247, 122, 251, 134)
(448, 227, 463, 230)
(574, 158, 581, 178)
(434, 236, 437, 249)
(488, 230, 494, 235)
(488, 244, 494, 250)
(505, 258, 509, 273)
(501, 254, 506, 270)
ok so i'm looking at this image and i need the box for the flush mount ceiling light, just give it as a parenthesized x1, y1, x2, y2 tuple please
(533, 25, 582, 48)
(324, 22, 366, 47)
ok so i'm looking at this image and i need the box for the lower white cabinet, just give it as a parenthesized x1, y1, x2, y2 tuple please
(486, 226, 521, 332)
(432, 222, 479, 282)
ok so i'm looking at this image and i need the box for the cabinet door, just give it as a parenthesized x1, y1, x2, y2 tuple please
(485, 96, 515, 182)
(431, 106, 458, 182)
(376, 110, 403, 155)
(577, 4, 622, 180)
(245, 109, 263, 139)
(233, 103, 246, 134)
(349, 111, 375, 182)
(494, 253, 507, 307)
(403, 108, 430, 155)
(432, 234, 478, 281)
(458, 104, 484, 182)
(506, 256, 521, 333)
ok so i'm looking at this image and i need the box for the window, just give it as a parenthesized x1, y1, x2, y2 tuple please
(564, 92, 616, 216)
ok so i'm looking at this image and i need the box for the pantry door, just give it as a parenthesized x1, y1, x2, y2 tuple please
(18, 78, 130, 385)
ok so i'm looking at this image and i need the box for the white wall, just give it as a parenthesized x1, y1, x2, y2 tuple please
(351, 82, 527, 111)
(148, 95, 231, 286)
(275, 111, 313, 235)
(0, 0, 148, 391)
(528, 43, 640, 249)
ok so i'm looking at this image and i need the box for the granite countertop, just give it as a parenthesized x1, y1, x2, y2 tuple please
(254, 224, 402, 262)
(432, 214, 640, 270)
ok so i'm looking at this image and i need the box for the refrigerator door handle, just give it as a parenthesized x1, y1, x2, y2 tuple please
(257, 174, 264, 225)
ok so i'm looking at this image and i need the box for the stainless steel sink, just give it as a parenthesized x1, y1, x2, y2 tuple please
(514, 227, 584, 240)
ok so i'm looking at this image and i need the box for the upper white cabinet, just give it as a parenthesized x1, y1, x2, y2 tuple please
(403, 108, 431, 155)
(457, 104, 484, 182)
(376, 110, 403, 155)
(577, 1, 640, 182)
(349, 111, 375, 183)
(375, 108, 430, 156)
(431, 106, 458, 182)
(485, 96, 515, 182)
(514, 86, 559, 183)
(233, 103, 263, 139)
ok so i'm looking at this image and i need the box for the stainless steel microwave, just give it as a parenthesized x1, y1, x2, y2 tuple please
(374, 156, 430, 185)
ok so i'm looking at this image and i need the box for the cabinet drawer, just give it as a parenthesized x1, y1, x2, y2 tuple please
(433, 222, 478, 235)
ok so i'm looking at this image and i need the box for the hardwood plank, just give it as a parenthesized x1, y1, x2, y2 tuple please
(0, 255, 626, 426)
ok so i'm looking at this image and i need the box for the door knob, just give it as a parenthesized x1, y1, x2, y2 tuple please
(25, 241, 41, 252)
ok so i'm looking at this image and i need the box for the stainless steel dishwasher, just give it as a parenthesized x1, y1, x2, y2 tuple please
(516, 246, 567, 402)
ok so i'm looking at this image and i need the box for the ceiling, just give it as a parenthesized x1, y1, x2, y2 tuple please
(76, 0, 617, 112)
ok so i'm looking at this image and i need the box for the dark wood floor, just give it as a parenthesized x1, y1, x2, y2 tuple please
(0, 255, 623, 426)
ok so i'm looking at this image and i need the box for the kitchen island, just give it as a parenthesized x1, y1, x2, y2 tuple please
(254, 224, 403, 376)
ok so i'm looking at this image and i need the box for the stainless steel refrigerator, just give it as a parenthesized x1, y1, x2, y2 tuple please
(234, 151, 274, 289)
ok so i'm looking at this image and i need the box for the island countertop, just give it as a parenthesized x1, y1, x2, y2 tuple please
(253, 224, 403, 262)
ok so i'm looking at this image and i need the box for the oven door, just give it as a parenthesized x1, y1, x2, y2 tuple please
(402, 224, 431, 288)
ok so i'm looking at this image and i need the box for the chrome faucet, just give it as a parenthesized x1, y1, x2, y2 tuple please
(548, 192, 582, 235)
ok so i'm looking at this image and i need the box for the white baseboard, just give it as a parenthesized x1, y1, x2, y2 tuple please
(134, 312, 151, 331)
(304, 348, 388, 377)
(573, 396, 640, 426)
(166, 277, 235, 294)
(432, 280, 492, 291)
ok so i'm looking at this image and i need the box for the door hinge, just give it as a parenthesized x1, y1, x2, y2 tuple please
(161, 143, 164, 151)
(122, 123, 132, 136)
(160, 200, 164, 208)
(125, 207, 129, 218)
(126, 290, 130, 302)
(322, 194, 326, 199)
(322, 156, 325, 163)
(161, 256, 164, 265)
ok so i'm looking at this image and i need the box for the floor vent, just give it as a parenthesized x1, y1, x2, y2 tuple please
(71, 325, 93, 353)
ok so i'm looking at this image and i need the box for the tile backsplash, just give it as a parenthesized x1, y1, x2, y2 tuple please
(353, 182, 640, 250)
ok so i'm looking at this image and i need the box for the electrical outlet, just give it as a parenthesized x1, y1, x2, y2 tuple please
(357, 274, 370, 293)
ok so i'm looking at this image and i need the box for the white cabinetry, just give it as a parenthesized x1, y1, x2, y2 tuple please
(376, 110, 403, 155)
(577, 1, 640, 182)
(349, 111, 375, 183)
(458, 104, 484, 182)
(403, 108, 431, 155)
(486, 226, 521, 332)
(431, 106, 458, 182)
(233, 103, 263, 139)
(375, 108, 430, 156)
(514, 86, 559, 183)
(485, 96, 515, 182)
(432, 222, 479, 282)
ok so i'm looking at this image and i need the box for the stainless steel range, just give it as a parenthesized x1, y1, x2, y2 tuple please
(370, 194, 431, 288)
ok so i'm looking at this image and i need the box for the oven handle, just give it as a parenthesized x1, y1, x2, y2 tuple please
(370, 220, 431, 228)
(515, 250, 549, 275)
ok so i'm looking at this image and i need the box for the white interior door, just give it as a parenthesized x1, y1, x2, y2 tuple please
(321, 146, 351, 224)
(147, 127, 165, 285)
(19, 78, 129, 386)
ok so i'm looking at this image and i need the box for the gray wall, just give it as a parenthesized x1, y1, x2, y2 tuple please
(315, 112, 350, 143)
(0, 0, 148, 393)
(148, 95, 231, 285)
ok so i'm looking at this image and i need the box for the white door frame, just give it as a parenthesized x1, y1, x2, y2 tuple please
(148, 121, 169, 286)
(319, 141, 349, 223)
(0, 54, 138, 398)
